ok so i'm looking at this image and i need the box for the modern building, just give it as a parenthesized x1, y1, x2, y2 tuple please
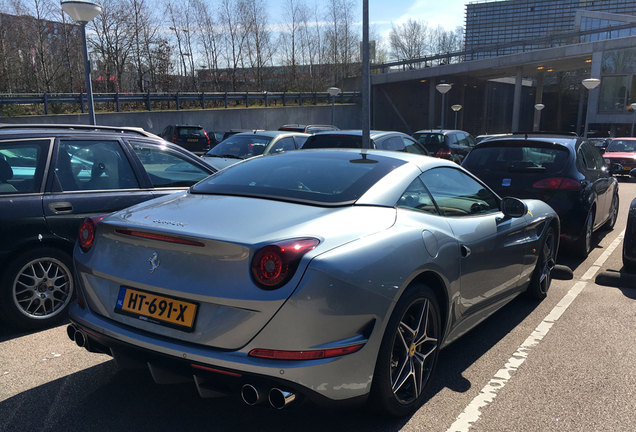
(465, 0, 636, 60)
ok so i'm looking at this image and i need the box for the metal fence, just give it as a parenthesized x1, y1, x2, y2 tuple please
(0, 91, 360, 117)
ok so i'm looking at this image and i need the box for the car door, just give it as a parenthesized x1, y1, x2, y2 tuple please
(579, 142, 611, 227)
(42, 138, 154, 243)
(126, 140, 215, 199)
(420, 166, 531, 314)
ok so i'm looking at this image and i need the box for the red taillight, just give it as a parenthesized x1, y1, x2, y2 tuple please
(172, 134, 177, 144)
(204, 131, 210, 145)
(251, 238, 320, 289)
(249, 343, 364, 360)
(532, 177, 582, 190)
(115, 229, 205, 247)
(78, 215, 106, 252)
(436, 149, 452, 158)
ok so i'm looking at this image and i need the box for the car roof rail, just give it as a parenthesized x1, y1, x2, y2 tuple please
(0, 123, 159, 138)
(511, 131, 579, 138)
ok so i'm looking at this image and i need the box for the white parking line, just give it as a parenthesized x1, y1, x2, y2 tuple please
(445, 231, 625, 432)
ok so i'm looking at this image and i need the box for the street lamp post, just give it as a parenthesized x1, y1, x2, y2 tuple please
(534, 103, 545, 131)
(327, 87, 341, 126)
(631, 103, 636, 137)
(582, 78, 601, 138)
(61, 1, 102, 126)
(451, 104, 462, 130)
(436, 83, 452, 129)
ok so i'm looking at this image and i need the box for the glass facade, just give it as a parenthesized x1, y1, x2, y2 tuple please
(465, 0, 636, 60)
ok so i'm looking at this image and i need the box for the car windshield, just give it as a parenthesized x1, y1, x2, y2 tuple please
(302, 134, 363, 149)
(413, 133, 445, 152)
(177, 127, 205, 137)
(191, 150, 407, 205)
(606, 140, 636, 153)
(463, 143, 570, 173)
(205, 135, 273, 159)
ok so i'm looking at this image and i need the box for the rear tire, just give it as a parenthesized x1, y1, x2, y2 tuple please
(526, 227, 556, 300)
(574, 211, 594, 259)
(369, 284, 441, 417)
(0, 247, 74, 330)
(600, 193, 619, 231)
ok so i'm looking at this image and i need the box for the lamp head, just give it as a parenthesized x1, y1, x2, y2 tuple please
(631, 103, 636, 111)
(436, 83, 452, 94)
(61, 1, 102, 24)
(534, 103, 545, 111)
(582, 78, 600, 90)
(327, 87, 341, 96)
(451, 104, 462, 112)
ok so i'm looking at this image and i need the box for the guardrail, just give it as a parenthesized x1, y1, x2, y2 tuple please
(0, 91, 361, 117)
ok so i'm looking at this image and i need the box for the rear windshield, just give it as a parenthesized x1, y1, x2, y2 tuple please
(463, 143, 570, 174)
(606, 139, 636, 153)
(177, 127, 205, 137)
(191, 150, 406, 205)
(413, 133, 445, 152)
(205, 135, 273, 158)
(302, 134, 363, 149)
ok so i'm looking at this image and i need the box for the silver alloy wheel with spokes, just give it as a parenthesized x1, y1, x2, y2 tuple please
(390, 297, 439, 405)
(12, 256, 73, 320)
(537, 229, 556, 295)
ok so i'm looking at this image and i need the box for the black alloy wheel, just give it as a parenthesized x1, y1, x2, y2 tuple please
(0, 248, 74, 329)
(526, 227, 556, 300)
(574, 211, 594, 259)
(370, 284, 441, 417)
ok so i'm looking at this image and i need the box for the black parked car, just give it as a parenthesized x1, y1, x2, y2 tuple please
(278, 124, 339, 134)
(301, 130, 430, 155)
(0, 124, 217, 329)
(160, 124, 215, 155)
(462, 132, 621, 258)
(412, 130, 476, 164)
(623, 168, 636, 273)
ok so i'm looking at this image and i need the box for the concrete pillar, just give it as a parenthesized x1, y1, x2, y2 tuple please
(512, 66, 523, 132)
(429, 78, 436, 129)
(533, 72, 544, 131)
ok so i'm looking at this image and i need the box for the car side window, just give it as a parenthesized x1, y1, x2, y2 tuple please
(448, 133, 459, 145)
(53, 140, 139, 192)
(402, 137, 428, 155)
(457, 133, 468, 146)
(131, 142, 211, 188)
(420, 167, 499, 217)
(580, 143, 603, 170)
(0, 140, 49, 194)
(397, 177, 439, 215)
(270, 137, 297, 154)
(380, 136, 406, 151)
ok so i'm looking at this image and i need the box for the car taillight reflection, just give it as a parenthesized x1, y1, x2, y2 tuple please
(251, 238, 320, 290)
(532, 177, 582, 190)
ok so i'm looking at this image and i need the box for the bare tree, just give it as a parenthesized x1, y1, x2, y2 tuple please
(166, 0, 197, 91)
(278, 0, 304, 89)
(389, 18, 429, 66)
(193, 0, 220, 91)
(243, 0, 275, 91)
(324, 0, 358, 85)
(218, 0, 249, 91)
(126, 0, 159, 92)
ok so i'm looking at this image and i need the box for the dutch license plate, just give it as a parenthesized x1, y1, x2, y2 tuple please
(623, 166, 631, 171)
(115, 287, 197, 331)
(188, 138, 199, 142)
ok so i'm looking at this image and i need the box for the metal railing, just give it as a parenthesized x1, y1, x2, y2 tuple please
(0, 91, 360, 117)
(374, 22, 636, 71)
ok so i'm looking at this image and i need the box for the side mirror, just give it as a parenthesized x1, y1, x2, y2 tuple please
(501, 197, 528, 219)
(610, 163, 624, 174)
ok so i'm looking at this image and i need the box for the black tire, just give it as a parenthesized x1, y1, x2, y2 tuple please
(574, 210, 594, 259)
(600, 193, 619, 231)
(369, 284, 441, 417)
(0, 247, 74, 330)
(623, 243, 636, 274)
(526, 227, 556, 300)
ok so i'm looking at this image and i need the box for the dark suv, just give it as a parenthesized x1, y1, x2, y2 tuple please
(0, 124, 217, 330)
(160, 124, 215, 154)
(278, 124, 339, 134)
(412, 129, 476, 164)
(462, 132, 621, 258)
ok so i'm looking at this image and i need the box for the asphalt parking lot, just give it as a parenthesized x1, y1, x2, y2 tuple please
(1, 180, 635, 432)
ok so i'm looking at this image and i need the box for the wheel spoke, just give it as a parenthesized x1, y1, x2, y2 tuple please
(392, 357, 414, 393)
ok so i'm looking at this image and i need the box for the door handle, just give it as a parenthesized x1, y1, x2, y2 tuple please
(461, 245, 471, 258)
(48, 202, 73, 213)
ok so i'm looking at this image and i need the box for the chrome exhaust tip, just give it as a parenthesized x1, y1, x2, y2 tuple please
(268, 388, 296, 409)
(66, 324, 77, 341)
(241, 384, 266, 406)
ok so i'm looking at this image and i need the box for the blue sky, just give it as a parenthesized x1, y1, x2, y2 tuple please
(269, 0, 469, 39)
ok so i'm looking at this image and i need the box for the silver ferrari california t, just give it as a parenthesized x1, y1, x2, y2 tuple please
(68, 149, 559, 417)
